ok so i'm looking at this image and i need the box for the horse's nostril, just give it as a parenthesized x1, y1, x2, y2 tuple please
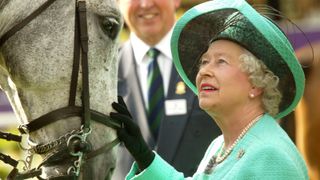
(101, 17, 120, 40)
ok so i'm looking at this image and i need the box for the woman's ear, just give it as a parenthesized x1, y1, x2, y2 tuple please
(249, 86, 263, 98)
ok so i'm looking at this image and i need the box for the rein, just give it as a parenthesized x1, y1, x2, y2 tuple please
(0, 0, 121, 179)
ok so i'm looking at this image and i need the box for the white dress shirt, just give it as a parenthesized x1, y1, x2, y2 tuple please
(130, 29, 173, 108)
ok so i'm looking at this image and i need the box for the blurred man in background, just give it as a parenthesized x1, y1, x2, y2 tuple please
(112, 0, 221, 179)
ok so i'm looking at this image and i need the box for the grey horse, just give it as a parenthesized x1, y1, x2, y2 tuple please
(0, 0, 123, 179)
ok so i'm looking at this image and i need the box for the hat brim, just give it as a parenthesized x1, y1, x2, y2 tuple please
(171, 0, 305, 119)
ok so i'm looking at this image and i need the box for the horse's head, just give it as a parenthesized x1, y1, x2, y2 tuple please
(0, 0, 123, 179)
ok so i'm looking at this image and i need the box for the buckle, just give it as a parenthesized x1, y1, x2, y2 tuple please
(18, 124, 29, 134)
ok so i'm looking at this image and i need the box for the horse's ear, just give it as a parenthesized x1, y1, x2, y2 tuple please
(0, 52, 10, 90)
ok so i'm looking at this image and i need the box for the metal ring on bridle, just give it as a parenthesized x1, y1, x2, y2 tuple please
(67, 134, 86, 157)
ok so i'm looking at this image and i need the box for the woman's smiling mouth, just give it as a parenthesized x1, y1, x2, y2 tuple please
(200, 83, 218, 93)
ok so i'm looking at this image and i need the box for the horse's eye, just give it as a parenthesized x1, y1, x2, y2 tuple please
(101, 17, 120, 40)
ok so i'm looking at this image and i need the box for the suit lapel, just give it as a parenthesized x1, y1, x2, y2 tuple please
(118, 42, 155, 146)
(156, 66, 195, 162)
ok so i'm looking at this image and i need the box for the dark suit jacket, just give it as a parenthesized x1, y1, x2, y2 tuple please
(112, 41, 221, 179)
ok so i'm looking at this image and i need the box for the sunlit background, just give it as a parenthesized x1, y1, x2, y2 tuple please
(1, 0, 319, 179)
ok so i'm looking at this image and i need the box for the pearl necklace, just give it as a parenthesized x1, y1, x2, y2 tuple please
(204, 114, 263, 174)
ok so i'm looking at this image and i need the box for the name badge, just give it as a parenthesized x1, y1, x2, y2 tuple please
(165, 99, 187, 116)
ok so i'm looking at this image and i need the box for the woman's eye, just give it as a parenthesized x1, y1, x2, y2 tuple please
(217, 59, 226, 63)
(217, 59, 228, 64)
(200, 59, 209, 66)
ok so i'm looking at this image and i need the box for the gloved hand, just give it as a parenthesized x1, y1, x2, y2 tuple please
(110, 96, 155, 170)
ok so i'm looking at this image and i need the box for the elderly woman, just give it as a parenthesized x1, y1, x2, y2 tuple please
(110, 0, 308, 179)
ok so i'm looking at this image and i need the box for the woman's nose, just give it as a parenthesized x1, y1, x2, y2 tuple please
(198, 65, 213, 77)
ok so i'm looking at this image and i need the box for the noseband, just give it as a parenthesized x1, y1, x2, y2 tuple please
(0, 0, 121, 179)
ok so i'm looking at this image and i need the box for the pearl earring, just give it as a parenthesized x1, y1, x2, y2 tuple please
(250, 94, 255, 98)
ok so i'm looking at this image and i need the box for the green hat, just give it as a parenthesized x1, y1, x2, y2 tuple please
(171, 0, 305, 119)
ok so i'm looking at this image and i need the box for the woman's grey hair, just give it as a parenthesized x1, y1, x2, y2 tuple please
(239, 51, 282, 117)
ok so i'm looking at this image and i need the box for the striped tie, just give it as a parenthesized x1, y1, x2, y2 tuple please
(147, 48, 164, 140)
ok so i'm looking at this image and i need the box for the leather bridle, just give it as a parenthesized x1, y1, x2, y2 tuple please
(0, 0, 121, 179)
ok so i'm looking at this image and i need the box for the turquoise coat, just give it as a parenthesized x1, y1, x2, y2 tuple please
(126, 114, 309, 179)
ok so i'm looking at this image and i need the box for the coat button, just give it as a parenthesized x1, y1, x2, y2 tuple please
(237, 149, 245, 159)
